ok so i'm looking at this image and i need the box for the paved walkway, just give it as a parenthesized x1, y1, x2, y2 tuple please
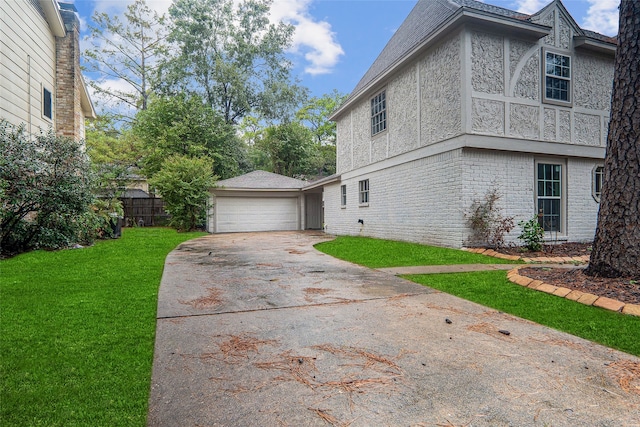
(148, 232, 640, 426)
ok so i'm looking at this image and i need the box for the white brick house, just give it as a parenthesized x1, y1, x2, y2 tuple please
(1, 0, 95, 140)
(324, 0, 616, 248)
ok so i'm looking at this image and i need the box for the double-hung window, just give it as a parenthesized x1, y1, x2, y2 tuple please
(371, 91, 386, 136)
(537, 163, 562, 232)
(544, 51, 571, 104)
(358, 179, 369, 205)
(340, 185, 347, 207)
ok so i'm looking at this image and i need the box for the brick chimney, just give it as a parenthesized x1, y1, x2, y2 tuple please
(55, 3, 84, 140)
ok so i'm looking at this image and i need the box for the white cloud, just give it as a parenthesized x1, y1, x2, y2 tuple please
(512, 0, 547, 14)
(582, 0, 618, 36)
(81, 0, 343, 77)
(269, 0, 344, 75)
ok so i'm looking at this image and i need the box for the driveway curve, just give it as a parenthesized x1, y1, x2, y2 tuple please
(148, 231, 640, 426)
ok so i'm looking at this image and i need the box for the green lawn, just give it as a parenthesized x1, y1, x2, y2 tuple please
(0, 228, 206, 427)
(316, 236, 639, 357)
(314, 235, 518, 268)
(408, 271, 640, 357)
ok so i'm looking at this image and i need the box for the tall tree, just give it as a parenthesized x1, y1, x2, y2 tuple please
(295, 90, 347, 176)
(296, 90, 347, 145)
(85, 115, 142, 199)
(160, 0, 305, 124)
(585, 0, 640, 278)
(132, 95, 245, 180)
(83, 0, 167, 120)
(259, 122, 317, 178)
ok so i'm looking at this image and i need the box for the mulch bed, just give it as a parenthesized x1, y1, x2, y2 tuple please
(520, 267, 640, 305)
(499, 242, 593, 258)
(494, 242, 640, 306)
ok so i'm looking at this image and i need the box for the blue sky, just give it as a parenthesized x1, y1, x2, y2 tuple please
(71, 0, 619, 109)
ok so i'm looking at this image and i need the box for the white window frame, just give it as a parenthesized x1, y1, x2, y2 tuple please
(358, 179, 369, 206)
(340, 184, 347, 207)
(370, 90, 387, 136)
(535, 160, 565, 234)
(592, 165, 604, 202)
(543, 49, 572, 106)
(42, 85, 53, 121)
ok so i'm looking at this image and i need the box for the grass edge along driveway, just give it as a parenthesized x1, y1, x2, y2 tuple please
(315, 236, 640, 357)
(0, 227, 206, 427)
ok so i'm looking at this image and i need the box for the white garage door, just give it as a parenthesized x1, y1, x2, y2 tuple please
(215, 197, 299, 232)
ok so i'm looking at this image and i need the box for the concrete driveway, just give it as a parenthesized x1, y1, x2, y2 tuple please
(147, 231, 640, 427)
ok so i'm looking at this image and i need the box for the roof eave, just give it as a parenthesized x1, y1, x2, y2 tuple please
(212, 187, 303, 192)
(303, 174, 341, 191)
(330, 9, 550, 121)
(38, 0, 66, 37)
(574, 36, 617, 56)
(79, 74, 96, 119)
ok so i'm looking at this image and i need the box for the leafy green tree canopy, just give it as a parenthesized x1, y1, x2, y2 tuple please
(161, 0, 305, 124)
(295, 90, 347, 145)
(149, 155, 217, 231)
(132, 95, 243, 179)
(85, 115, 144, 199)
(258, 122, 317, 178)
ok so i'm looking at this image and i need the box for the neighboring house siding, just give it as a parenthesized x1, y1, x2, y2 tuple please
(0, 0, 57, 133)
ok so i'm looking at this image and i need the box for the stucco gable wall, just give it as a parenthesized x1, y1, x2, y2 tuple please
(420, 33, 463, 146)
(335, 32, 463, 175)
(468, 4, 614, 149)
(1, 1, 57, 133)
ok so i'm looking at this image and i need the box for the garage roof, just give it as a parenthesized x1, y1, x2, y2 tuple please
(215, 170, 306, 190)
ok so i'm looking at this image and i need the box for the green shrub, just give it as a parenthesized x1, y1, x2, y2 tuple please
(149, 155, 217, 231)
(0, 120, 93, 255)
(518, 216, 545, 251)
(465, 188, 515, 249)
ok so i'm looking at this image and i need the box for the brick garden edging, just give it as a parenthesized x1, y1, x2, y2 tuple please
(507, 267, 640, 317)
(463, 247, 590, 264)
(462, 248, 639, 317)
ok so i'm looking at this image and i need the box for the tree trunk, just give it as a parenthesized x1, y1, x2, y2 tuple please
(585, 0, 640, 278)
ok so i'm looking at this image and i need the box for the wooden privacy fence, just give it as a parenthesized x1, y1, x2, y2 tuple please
(119, 197, 170, 227)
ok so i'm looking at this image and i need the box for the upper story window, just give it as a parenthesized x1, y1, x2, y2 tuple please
(544, 51, 571, 104)
(371, 90, 386, 136)
(592, 165, 604, 202)
(42, 87, 53, 120)
(359, 179, 369, 205)
(340, 185, 347, 207)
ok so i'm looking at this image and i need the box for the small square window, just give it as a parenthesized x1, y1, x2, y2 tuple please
(340, 185, 347, 207)
(358, 179, 369, 205)
(371, 91, 386, 136)
(593, 165, 604, 202)
(43, 87, 53, 120)
(544, 51, 571, 104)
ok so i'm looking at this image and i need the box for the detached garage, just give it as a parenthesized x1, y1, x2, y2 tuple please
(207, 170, 324, 233)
